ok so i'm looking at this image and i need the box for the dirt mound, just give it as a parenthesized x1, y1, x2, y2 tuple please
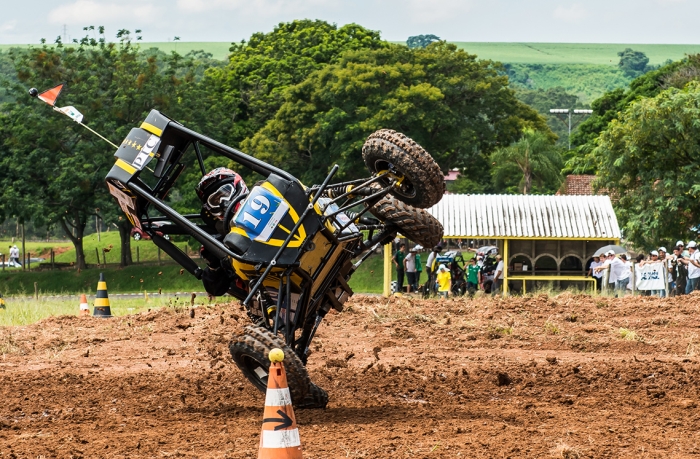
(1, 294, 699, 457)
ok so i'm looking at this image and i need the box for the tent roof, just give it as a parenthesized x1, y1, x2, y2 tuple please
(427, 194, 621, 239)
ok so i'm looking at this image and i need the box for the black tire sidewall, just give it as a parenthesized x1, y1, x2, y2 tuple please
(368, 196, 444, 248)
(362, 130, 444, 209)
(229, 326, 311, 403)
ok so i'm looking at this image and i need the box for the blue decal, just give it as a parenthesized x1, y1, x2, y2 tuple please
(233, 187, 287, 241)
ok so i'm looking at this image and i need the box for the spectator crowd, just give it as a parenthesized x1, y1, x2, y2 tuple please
(589, 241, 699, 298)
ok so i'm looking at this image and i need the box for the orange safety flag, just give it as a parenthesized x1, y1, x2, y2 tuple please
(258, 361, 303, 459)
(37, 84, 64, 106)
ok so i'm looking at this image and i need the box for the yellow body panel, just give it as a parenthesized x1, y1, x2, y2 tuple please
(298, 232, 333, 277)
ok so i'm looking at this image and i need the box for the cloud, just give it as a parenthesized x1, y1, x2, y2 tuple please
(48, 0, 159, 25)
(552, 3, 589, 22)
(176, 0, 337, 16)
(404, 0, 474, 25)
(0, 20, 17, 33)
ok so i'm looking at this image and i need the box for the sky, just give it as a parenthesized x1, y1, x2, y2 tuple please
(1, 0, 698, 45)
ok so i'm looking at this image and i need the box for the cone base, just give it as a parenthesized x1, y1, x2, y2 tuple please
(93, 306, 112, 318)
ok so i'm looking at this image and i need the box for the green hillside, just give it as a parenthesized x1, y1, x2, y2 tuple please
(4, 41, 698, 64)
(451, 42, 700, 65)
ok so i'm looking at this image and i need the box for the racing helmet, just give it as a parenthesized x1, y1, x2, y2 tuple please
(196, 167, 248, 220)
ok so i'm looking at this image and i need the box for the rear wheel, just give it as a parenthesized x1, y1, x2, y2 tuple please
(132, 232, 142, 241)
(368, 196, 444, 248)
(229, 325, 311, 404)
(362, 129, 445, 209)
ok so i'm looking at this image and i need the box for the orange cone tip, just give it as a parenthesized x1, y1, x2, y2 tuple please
(79, 293, 90, 316)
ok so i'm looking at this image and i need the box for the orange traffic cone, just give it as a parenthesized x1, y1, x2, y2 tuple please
(79, 294, 90, 316)
(258, 349, 303, 459)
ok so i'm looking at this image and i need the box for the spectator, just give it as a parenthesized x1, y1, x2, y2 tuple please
(640, 250, 664, 296)
(679, 241, 700, 294)
(414, 245, 423, 289)
(633, 253, 651, 296)
(677, 240, 687, 258)
(436, 264, 451, 298)
(492, 255, 504, 297)
(9, 245, 20, 267)
(393, 243, 407, 293)
(404, 247, 417, 293)
(673, 246, 687, 295)
(595, 252, 630, 297)
(602, 251, 618, 290)
(426, 245, 442, 294)
(658, 247, 674, 297)
(588, 255, 603, 291)
(466, 257, 481, 297)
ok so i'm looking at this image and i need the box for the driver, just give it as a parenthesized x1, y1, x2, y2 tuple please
(195, 167, 249, 297)
(195, 167, 249, 233)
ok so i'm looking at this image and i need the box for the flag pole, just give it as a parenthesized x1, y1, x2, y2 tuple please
(54, 110, 120, 148)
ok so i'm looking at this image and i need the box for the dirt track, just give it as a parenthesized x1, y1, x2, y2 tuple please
(1, 293, 699, 458)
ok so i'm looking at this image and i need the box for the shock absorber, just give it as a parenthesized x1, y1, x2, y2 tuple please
(323, 184, 355, 199)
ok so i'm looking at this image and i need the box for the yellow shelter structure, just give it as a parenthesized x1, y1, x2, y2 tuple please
(423, 194, 621, 294)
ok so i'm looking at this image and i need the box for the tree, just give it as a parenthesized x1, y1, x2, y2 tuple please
(567, 54, 700, 173)
(0, 29, 196, 268)
(490, 130, 563, 195)
(515, 86, 583, 146)
(243, 42, 551, 187)
(204, 20, 387, 147)
(593, 82, 700, 249)
(406, 35, 440, 49)
(617, 48, 650, 77)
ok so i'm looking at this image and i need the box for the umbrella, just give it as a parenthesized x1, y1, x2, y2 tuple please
(593, 244, 626, 257)
(476, 245, 498, 256)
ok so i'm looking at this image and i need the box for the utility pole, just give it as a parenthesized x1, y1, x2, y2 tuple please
(549, 109, 593, 150)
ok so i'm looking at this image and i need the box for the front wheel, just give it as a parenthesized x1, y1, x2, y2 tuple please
(362, 129, 445, 209)
(229, 325, 311, 404)
(132, 232, 142, 241)
(367, 196, 444, 248)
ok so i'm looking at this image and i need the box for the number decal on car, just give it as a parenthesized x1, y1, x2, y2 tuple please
(234, 187, 289, 243)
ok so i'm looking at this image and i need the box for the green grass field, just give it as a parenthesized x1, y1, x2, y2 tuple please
(0, 295, 214, 327)
(450, 42, 700, 65)
(4, 41, 699, 64)
(0, 233, 392, 295)
(2, 232, 196, 266)
(0, 263, 206, 296)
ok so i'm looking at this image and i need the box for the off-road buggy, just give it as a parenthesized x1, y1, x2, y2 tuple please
(105, 110, 445, 408)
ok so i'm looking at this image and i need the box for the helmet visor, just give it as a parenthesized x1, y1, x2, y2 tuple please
(206, 183, 235, 216)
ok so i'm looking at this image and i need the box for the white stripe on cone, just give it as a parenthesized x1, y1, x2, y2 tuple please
(261, 429, 301, 448)
(264, 388, 292, 407)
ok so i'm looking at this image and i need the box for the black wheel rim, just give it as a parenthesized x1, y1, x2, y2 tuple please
(240, 353, 269, 391)
(373, 160, 417, 200)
